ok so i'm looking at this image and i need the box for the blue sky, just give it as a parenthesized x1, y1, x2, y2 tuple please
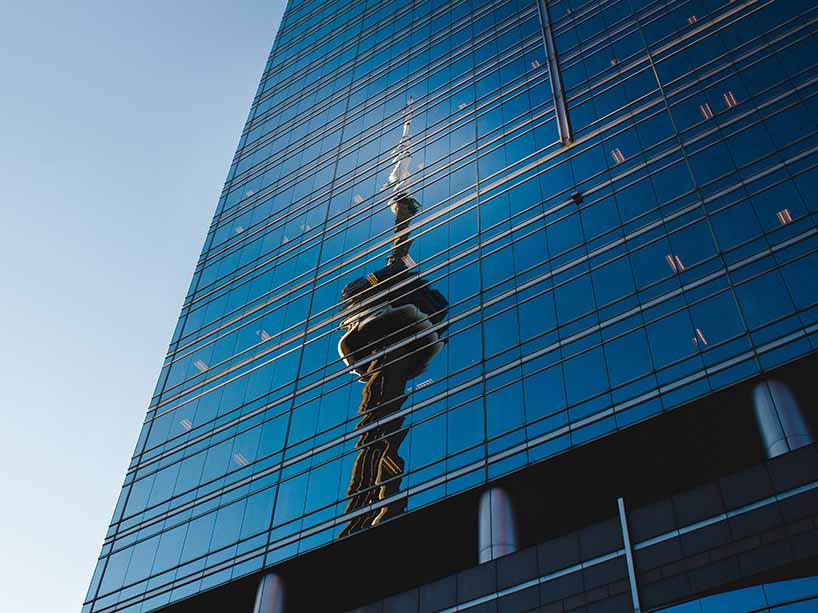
(0, 2, 285, 610)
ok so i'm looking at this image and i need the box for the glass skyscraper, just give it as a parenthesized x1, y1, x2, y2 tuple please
(85, 1, 818, 612)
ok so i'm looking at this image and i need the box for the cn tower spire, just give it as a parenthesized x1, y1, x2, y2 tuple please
(384, 96, 414, 195)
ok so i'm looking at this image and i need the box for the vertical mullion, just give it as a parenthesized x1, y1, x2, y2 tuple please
(617, 496, 643, 613)
(536, 0, 574, 145)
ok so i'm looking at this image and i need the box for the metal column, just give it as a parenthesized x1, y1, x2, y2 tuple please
(478, 487, 518, 563)
(253, 573, 285, 613)
(753, 379, 812, 458)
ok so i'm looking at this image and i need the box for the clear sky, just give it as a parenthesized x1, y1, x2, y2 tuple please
(0, 2, 285, 610)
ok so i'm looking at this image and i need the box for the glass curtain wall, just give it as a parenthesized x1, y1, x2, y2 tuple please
(85, 0, 818, 611)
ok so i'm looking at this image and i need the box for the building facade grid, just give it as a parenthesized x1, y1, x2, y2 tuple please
(85, 1, 818, 611)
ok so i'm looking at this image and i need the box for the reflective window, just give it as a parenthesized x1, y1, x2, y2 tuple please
(87, 0, 818, 609)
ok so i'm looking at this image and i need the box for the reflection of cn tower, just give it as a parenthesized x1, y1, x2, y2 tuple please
(337, 99, 448, 537)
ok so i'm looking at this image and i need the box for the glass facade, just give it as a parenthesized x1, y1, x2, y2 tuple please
(85, 0, 818, 611)
(658, 576, 818, 613)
